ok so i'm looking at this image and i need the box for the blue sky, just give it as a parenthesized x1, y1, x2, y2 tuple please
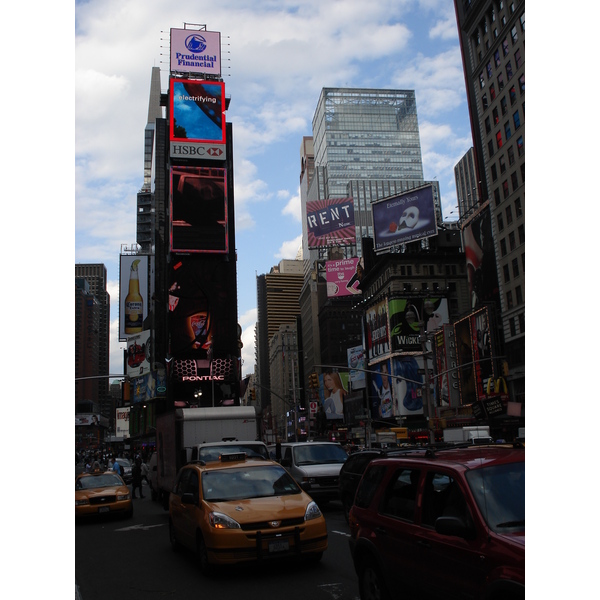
(73, 0, 476, 378)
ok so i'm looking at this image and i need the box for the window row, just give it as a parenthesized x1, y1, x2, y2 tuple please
(499, 225, 524, 258)
(506, 284, 523, 310)
(503, 253, 525, 284)
(496, 196, 522, 234)
(473, 4, 523, 58)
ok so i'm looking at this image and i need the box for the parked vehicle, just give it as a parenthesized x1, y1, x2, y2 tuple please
(114, 457, 133, 484)
(349, 444, 525, 600)
(442, 425, 493, 445)
(270, 441, 348, 505)
(154, 406, 261, 508)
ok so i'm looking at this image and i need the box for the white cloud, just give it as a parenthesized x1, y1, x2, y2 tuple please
(276, 235, 303, 260)
(282, 188, 302, 222)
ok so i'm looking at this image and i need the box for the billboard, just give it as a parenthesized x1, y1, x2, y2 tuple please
(170, 28, 221, 76)
(317, 371, 349, 421)
(347, 345, 366, 390)
(454, 307, 493, 405)
(391, 355, 426, 416)
(115, 406, 130, 439)
(306, 198, 355, 248)
(126, 330, 151, 378)
(169, 78, 226, 159)
(372, 185, 438, 252)
(365, 299, 390, 362)
(388, 297, 448, 353)
(119, 255, 149, 341)
(433, 324, 460, 408)
(326, 257, 364, 297)
(170, 166, 228, 253)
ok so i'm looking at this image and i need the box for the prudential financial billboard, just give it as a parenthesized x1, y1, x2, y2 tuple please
(372, 185, 438, 252)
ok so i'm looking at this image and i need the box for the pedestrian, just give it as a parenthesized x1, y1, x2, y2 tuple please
(141, 458, 149, 485)
(131, 456, 144, 499)
(112, 457, 122, 476)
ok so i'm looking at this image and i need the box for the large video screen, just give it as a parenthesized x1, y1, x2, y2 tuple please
(169, 78, 226, 145)
(170, 166, 228, 253)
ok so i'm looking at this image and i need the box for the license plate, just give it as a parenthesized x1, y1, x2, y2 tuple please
(98, 506, 110, 513)
(268, 540, 289, 553)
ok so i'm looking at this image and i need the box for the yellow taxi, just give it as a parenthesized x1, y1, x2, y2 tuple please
(168, 453, 328, 573)
(75, 468, 133, 519)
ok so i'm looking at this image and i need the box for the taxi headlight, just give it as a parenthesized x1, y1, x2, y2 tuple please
(305, 501, 322, 521)
(209, 511, 241, 529)
(75, 499, 90, 506)
(117, 493, 130, 501)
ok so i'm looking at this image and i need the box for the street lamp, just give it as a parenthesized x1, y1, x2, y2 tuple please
(406, 301, 435, 443)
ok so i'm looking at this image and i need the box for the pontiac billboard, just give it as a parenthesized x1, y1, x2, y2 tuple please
(372, 185, 438, 252)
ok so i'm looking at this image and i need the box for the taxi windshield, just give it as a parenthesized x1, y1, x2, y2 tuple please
(293, 444, 348, 466)
(202, 465, 301, 501)
(76, 474, 123, 490)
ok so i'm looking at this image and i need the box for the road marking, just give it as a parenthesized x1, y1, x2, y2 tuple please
(115, 524, 165, 532)
(331, 530, 350, 537)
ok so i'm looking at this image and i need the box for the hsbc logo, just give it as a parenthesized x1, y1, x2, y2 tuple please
(170, 142, 225, 160)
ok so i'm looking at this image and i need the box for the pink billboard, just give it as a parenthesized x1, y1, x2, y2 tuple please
(326, 258, 364, 297)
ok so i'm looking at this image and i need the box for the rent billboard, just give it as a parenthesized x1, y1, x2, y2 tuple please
(372, 185, 438, 252)
(170, 166, 228, 253)
(169, 78, 226, 159)
(170, 28, 221, 76)
(306, 198, 355, 248)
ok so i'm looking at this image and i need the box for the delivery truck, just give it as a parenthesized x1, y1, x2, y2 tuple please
(153, 406, 260, 507)
(443, 426, 493, 445)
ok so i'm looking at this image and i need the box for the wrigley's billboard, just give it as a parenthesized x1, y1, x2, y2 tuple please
(170, 28, 221, 76)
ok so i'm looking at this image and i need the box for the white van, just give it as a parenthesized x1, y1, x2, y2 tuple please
(270, 441, 348, 504)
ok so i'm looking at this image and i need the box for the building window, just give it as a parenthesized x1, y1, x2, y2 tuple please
(480, 72, 485, 89)
(520, 12, 525, 31)
(509, 231, 516, 251)
(497, 72, 504, 91)
(515, 197, 522, 217)
(488, 139, 495, 157)
(500, 238, 507, 256)
(509, 85, 517, 105)
(490, 83, 496, 100)
(493, 107, 499, 125)
(487, 62, 493, 79)
(506, 290, 513, 309)
(500, 96, 507, 115)
(512, 257, 519, 278)
(517, 136, 524, 157)
(502, 38, 509, 55)
(519, 74, 525, 95)
(502, 180, 509, 198)
(508, 145, 515, 166)
(521, 163, 525, 183)
(496, 131, 503, 149)
(494, 49, 501, 67)
(506, 205, 513, 224)
(511, 171, 519, 191)
(482, 93, 488, 110)
(503, 264, 510, 283)
(499, 155, 506, 174)
(518, 224, 525, 244)
(511, 25, 518, 44)
(497, 212, 504, 231)
(491, 164, 498, 182)
(504, 122, 512, 140)
(518, 313, 525, 334)
(515, 48, 522, 69)
(506, 61, 513, 79)
(485, 116, 491, 133)
(513, 110, 521, 129)
(509, 317, 516, 337)
(494, 188, 501, 206)
(515, 285, 523, 305)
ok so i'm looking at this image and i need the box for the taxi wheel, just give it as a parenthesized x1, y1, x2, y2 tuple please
(169, 519, 180, 552)
(196, 532, 213, 576)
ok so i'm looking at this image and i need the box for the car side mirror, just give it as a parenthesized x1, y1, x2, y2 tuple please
(435, 516, 475, 540)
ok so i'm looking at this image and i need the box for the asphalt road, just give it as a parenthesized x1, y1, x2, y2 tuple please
(75, 482, 361, 600)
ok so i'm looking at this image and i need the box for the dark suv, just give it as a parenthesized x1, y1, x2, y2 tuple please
(348, 445, 525, 600)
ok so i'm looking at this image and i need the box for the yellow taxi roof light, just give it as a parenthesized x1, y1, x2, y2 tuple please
(220, 452, 247, 463)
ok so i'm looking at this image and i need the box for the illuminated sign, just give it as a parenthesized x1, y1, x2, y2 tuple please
(170, 29, 221, 76)
(170, 166, 228, 253)
(169, 78, 226, 159)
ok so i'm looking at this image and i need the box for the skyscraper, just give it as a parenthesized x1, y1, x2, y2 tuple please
(454, 0, 525, 402)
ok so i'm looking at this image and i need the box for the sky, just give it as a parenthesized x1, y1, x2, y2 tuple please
(73, 0, 475, 381)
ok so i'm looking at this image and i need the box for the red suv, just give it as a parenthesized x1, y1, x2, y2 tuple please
(348, 445, 525, 600)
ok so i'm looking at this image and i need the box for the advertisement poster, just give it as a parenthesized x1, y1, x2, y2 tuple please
(387, 297, 448, 353)
(372, 185, 438, 252)
(434, 325, 460, 408)
(365, 299, 390, 361)
(170, 29, 221, 76)
(170, 166, 228, 254)
(119, 255, 149, 341)
(115, 407, 131, 439)
(347, 346, 366, 390)
(391, 355, 426, 416)
(126, 330, 151, 377)
(471, 307, 493, 401)
(306, 198, 355, 248)
(369, 360, 395, 419)
(454, 317, 475, 405)
(317, 372, 349, 421)
(326, 257, 364, 297)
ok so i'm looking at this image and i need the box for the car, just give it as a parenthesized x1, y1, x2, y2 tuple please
(269, 441, 348, 505)
(187, 440, 270, 463)
(114, 457, 133, 484)
(168, 452, 328, 573)
(75, 468, 133, 520)
(349, 444, 525, 600)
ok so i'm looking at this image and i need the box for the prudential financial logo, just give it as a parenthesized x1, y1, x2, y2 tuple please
(185, 34, 207, 54)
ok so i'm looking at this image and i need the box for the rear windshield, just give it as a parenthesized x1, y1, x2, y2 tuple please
(202, 465, 301, 501)
(293, 444, 348, 466)
(198, 444, 269, 463)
